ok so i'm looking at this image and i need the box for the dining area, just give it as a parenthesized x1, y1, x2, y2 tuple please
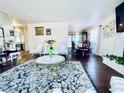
(71, 32, 92, 56)
(73, 40, 91, 56)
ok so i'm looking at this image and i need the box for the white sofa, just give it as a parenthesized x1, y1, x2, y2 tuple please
(110, 76, 124, 93)
(42, 44, 68, 56)
(29, 43, 68, 57)
(29, 46, 43, 56)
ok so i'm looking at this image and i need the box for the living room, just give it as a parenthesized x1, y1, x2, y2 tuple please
(0, 0, 124, 93)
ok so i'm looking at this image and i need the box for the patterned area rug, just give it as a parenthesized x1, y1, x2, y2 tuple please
(0, 60, 97, 93)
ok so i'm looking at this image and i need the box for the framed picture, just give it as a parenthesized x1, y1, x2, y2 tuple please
(46, 28, 51, 35)
(9, 30, 14, 36)
(35, 27, 44, 36)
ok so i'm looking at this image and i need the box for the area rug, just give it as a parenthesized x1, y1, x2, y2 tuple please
(0, 60, 97, 93)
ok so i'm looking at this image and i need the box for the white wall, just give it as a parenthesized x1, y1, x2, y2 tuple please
(0, 11, 12, 26)
(0, 11, 28, 50)
(89, 27, 99, 54)
(99, 12, 124, 57)
(0, 11, 14, 50)
(27, 22, 69, 51)
(0, 11, 13, 37)
(114, 33, 124, 56)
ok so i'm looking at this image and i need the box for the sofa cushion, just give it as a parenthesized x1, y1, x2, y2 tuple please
(110, 76, 124, 93)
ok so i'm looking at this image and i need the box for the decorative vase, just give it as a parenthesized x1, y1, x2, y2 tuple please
(48, 47, 53, 57)
(47, 40, 56, 57)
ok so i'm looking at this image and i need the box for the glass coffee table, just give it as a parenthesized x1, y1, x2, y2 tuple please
(35, 55, 65, 92)
(36, 55, 66, 93)
(36, 55, 65, 77)
(36, 55, 65, 65)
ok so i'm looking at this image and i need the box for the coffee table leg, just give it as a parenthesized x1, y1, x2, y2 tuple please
(47, 63, 65, 81)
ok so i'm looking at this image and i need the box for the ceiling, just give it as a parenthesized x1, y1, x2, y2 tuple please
(0, 0, 124, 26)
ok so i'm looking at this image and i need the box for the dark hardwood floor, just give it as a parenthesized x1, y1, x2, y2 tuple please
(0, 53, 123, 93)
(68, 54, 123, 93)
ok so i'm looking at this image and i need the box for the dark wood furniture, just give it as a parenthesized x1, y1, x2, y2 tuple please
(75, 32, 91, 56)
(81, 32, 91, 56)
(82, 40, 91, 55)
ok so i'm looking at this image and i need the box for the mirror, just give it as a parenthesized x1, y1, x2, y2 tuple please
(0, 27, 8, 62)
